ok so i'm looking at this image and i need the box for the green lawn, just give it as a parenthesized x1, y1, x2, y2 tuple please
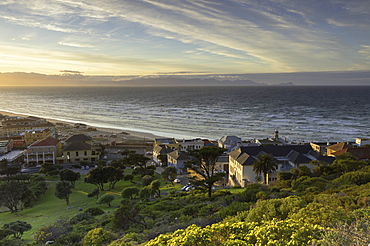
(0, 172, 181, 243)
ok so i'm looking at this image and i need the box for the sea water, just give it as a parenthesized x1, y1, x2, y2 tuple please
(0, 86, 369, 142)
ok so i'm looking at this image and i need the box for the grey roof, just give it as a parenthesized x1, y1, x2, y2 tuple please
(66, 134, 92, 143)
(63, 141, 92, 151)
(167, 150, 190, 161)
(229, 145, 333, 166)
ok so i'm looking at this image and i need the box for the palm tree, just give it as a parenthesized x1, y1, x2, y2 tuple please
(253, 154, 277, 184)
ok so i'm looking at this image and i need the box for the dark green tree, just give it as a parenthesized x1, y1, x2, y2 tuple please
(59, 169, 80, 188)
(85, 167, 110, 191)
(2, 221, 32, 239)
(121, 187, 140, 199)
(0, 159, 21, 178)
(0, 181, 30, 212)
(158, 154, 168, 166)
(87, 189, 100, 200)
(97, 194, 115, 207)
(253, 154, 278, 184)
(161, 166, 177, 185)
(186, 146, 227, 198)
(149, 180, 161, 197)
(124, 174, 135, 183)
(107, 167, 124, 190)
(55, 181, 72, 205)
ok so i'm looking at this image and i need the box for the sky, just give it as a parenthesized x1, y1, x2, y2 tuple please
(0, 0, 370, 85)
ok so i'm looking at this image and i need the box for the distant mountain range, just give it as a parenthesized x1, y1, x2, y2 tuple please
(0, 72, 295, 86)
(113, 77, 294, 86)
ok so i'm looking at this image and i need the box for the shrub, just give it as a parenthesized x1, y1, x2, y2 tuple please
(82, 228, 117, 246)
(85, 207, 105, 216)
(70, 213, 94, 224)
(97, 194, 115, 207)
(141, 175, 155, 187)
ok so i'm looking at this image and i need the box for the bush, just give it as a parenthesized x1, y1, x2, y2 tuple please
(97, 194, 115, 207)
(70, 213, 94, 224)
(82, 228, 117, 246)
(141, 175, 156, 187)
(85, 207, 105, 216)
(333, 171, 370, 186)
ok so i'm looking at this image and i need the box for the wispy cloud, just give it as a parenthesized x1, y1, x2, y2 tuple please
(0, 0, 369, 77)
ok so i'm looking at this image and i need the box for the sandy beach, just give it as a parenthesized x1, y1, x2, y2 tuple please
(0, 110, 163, 142)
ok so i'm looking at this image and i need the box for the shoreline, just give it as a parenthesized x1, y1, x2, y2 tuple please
(0, 110, 164, 141)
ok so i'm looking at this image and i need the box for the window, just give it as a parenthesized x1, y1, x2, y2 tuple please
(76, 151, 79, 156)
(84, 151, 87, 156)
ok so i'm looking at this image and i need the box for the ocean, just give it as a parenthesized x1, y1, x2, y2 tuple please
(0, 86, 369, 142)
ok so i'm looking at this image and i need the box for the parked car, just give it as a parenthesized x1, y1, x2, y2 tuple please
(174, 178, 181, 183)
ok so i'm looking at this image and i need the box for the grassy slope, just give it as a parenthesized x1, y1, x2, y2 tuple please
(0, 173, 181, 243)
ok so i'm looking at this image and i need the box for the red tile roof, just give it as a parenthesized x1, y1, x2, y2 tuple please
(29, 137, 60, 147)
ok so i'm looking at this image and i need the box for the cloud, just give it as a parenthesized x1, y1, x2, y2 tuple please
(0, 0, 369, 75)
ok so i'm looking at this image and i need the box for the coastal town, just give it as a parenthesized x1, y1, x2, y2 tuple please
(1, 113, 369, 186)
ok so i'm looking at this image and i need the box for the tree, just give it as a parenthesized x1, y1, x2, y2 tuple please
(2, 221, 32, 239)
(87, 189, 100, 200)
(113, 200, 146, 230)
(186, 146, 227, 198)
(121, 187, 140, 199)
(55, 181, 72, 205)
(150, 180, 161, 197)
(139, 186, 153, 201)
(39, 163, 57, 174)
(124, 174, 135, 183)
(253, 154, 278, 184)
(97, 194, 115, 207)
(59, 169, 80, 188)
(0, 181, 30, 212)
(161, 166, 177, 185)
(141, 175, 155, 187)
(0, 159, 21, 178)
(85, 167, 110, 191)
(107, 167, 124, 189)
(158, 154, 168, 166)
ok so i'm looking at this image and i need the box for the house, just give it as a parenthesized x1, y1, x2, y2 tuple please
(0, 139, 13, 155)
(25, 137, 62, 166)
(59, 134, 100, 163)
(0, 116, 56, 138)
(355, 138, 370, 147)
(253, 130, 288, 146)
(218, 136, 242, 152)
(331, 147, 370, 160)
(228, 145, 334, 187)
(24, 129, 51, 146)
(153, 145, 173, 166)
(177, 139, 205, 151)
(167, 150, 191, 174)
(310, 142, 337, 154)
(154, 138, 207, 153)
(326, 142, 352, 156)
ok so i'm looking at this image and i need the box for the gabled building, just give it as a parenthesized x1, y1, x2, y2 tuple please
(0, 116, 56, 138)
(218, 136, 242, 152)
(310, 142, 337, 154)
(26, 137, 62, 166)
(331, 147, 370, 160)
(167, 150, 191, 174)
(252, 130, 288, 146)
(59, 134, 100, 163)
(0, 139, 13, 155)
(228, 145, 334, 187)
(153, 145, 173, 166)
(355, 138, 370, 147)
(326, 142, 352, 156)
(24, 129, 51, 146)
